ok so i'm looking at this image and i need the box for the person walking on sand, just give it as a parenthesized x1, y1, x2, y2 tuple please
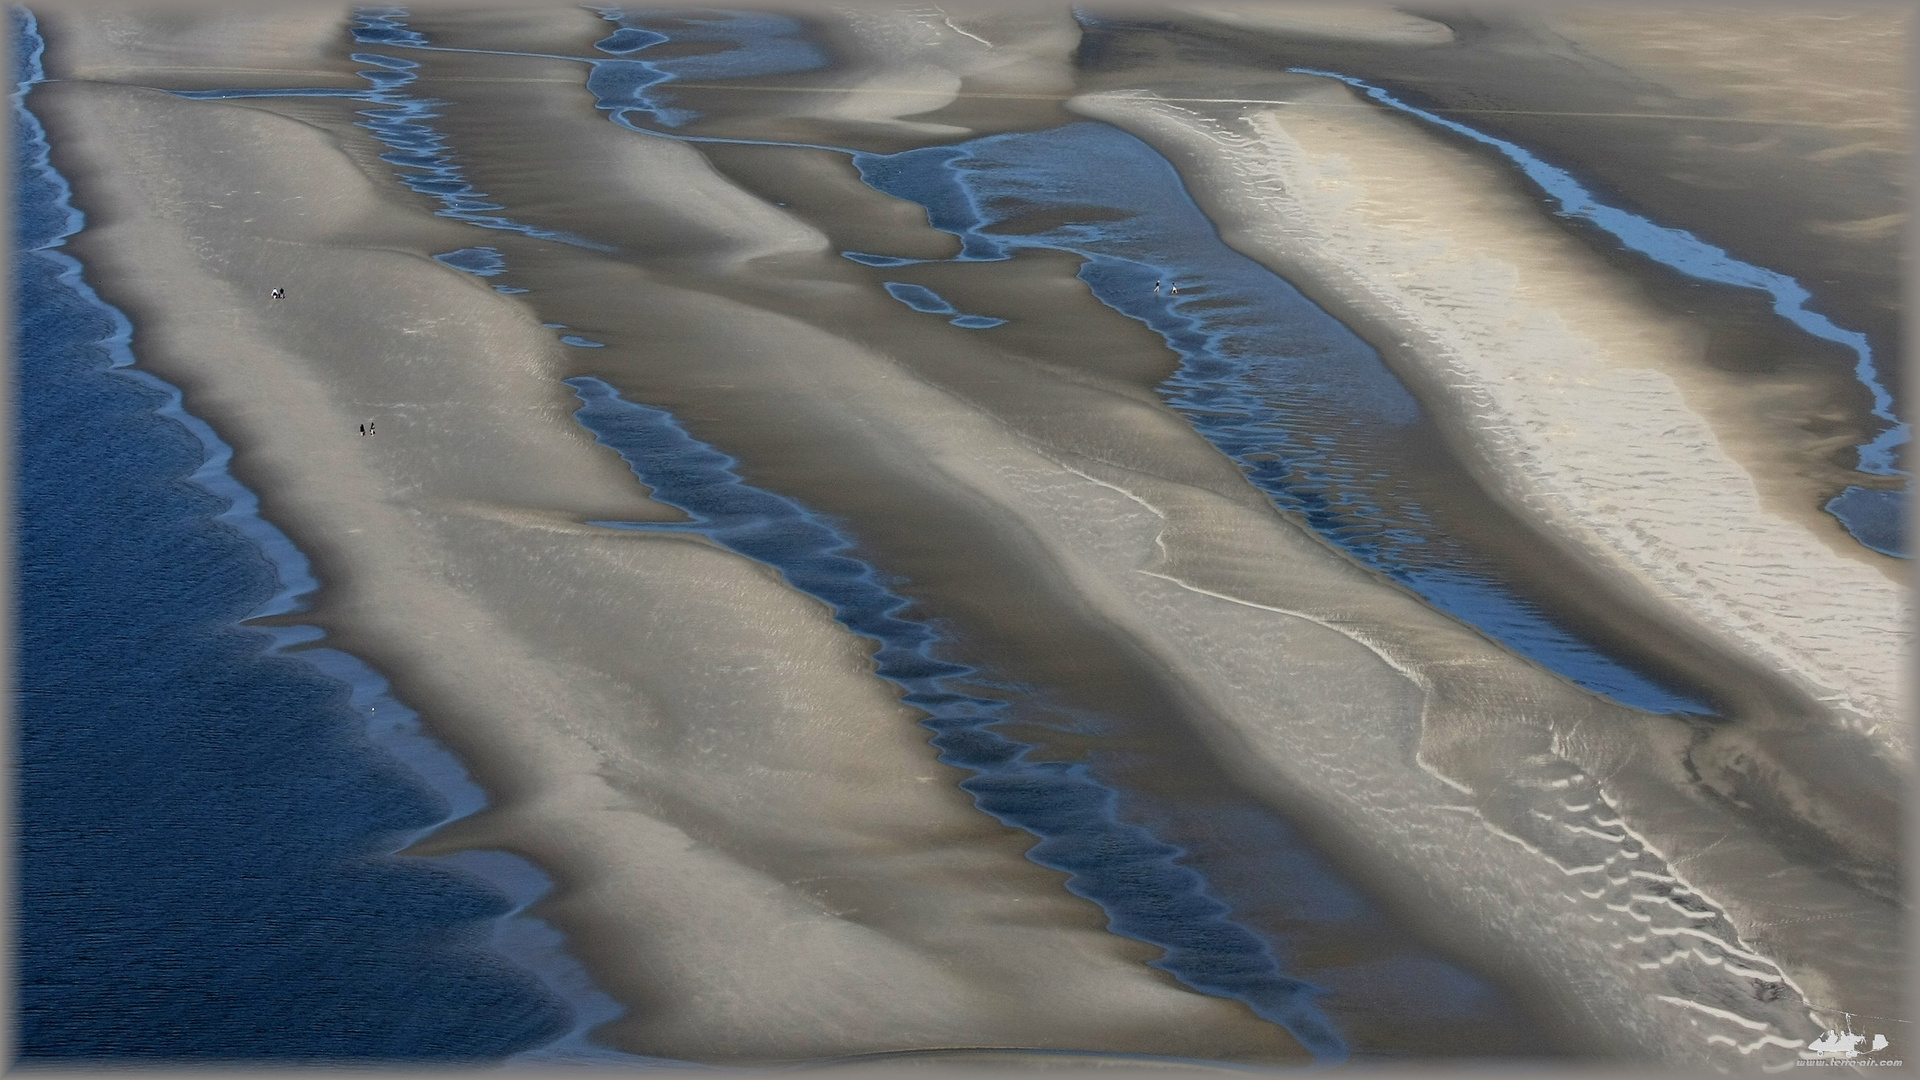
(1168, 281, 1179, 296)
(270, 287, 285, 299)
(359, 423, 366, 437)
(369, 421, 375, 436)
(1153, 279, 1162, 296)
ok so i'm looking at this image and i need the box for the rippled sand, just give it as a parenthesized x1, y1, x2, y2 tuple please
(1074, 75, 1908, 1057)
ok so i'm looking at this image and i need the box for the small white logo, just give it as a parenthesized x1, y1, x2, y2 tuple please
(1808, 1030, 1888, 1057)
(1797, 1023, 1900, 1067)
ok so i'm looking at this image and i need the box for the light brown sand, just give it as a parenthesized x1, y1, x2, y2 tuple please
(725, 304, 1887, 1062)
(1537, 5, 1909, 149)
(37, 0, 362, 88)
(1526, 4, 1911, 389)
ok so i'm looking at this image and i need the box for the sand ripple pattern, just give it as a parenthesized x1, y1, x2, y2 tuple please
(1074, 89, 1910, 763)
(1045, 462, 1827, 1067)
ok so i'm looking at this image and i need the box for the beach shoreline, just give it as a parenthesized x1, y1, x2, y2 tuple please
(25, 21, 1321, 1064)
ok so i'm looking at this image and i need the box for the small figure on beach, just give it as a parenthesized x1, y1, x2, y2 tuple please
(1153, 279, 1162, 296)
(270, 287, 285, 299)
(1168, 281, 1179, 296)
(359, 423, 366, 437)
(369, 421, 375, 436)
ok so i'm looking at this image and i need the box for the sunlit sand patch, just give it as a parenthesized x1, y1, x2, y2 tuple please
(1537, 6, 1909, 148)
(1071, 84, 1910, 764)
(1805, 212, 1907, 241)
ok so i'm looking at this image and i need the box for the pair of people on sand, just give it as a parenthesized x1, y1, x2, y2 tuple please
(273, 289, 379, 438)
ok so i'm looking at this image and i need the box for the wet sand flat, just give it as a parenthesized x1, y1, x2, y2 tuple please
(29, 68, 1311, 1065)
(24, 1, 1908, 1069)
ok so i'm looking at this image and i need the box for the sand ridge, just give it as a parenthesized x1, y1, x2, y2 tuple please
(1070, 83, 1911, 760)
(1068, 76, 1907, 1042)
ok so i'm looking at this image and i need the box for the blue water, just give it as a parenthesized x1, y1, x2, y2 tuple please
(1289, 68, 1908, 557)
(845, 251, 920, 267)
(566, 376, 1350, 1061)
(174, 9, 609, 252)
(882, 281, 1006, 328)
(218, 4, 822, 140)
(432, 244, 506, 276)
(12, 9, 575, 1061)
(885, 281, 957, 313)
(1826, 486, 1906, 558)
(842, 122, 1703, 715)
(583, 5, 825, 128)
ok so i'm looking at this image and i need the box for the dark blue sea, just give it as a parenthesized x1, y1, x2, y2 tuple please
(11, 10, 575, 1062)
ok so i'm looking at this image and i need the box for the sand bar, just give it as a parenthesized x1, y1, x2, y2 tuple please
(29, 46, 1311, 1064)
